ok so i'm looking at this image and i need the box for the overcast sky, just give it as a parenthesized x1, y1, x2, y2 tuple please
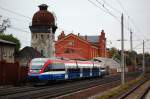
(0, 0, 150, 53)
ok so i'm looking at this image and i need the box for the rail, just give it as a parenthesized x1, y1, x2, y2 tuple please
(119, 77, 149, 99)
(139, 86, 150, 99)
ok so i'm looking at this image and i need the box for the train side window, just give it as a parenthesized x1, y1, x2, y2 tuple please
(52, 63, 65, 70)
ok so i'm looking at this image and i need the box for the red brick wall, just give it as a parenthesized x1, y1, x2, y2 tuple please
(56, 34, 99, 59)
(56, 31, 106, 60)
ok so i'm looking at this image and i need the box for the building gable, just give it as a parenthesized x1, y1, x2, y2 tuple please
(55, 30, 106, 60)
(56, 33, 91, 45)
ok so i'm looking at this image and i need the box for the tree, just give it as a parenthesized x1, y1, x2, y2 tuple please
(125, 51, 137, 66)
(108, 47, 121, 63)
(108, 47, 118, 58)
(0, 34, 21, 52)
(136, 53, 143, 66)
(108, 47, 121, 59)
(144, 53, 150, 67)
(0, 16, 10, 34)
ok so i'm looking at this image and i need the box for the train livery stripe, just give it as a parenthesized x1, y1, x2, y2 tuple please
(41, 71, 65, 75)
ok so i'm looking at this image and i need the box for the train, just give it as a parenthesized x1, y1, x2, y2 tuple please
(28, 57, 107, 84)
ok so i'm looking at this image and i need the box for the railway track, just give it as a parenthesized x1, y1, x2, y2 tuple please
(0, 72, 140, 99)
(37, 78, 122, 99)
(139, 86, 150, 99)
(119, 76, 150, 99)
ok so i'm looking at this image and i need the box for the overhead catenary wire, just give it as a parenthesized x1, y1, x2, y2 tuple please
(0, 6, 74, 35)
(88, 0, 134, 32)
(133, 39, 150, 50)
(95, 0, 120, 22)
(88, 0, 133, 36)
(0, 6, 31, 20)
(100, 0, 122, 14)
(110, 0, 148, 50)
(87, 0, 110, 15)
(115, 0, 147, 40)
(88, 0, 148, 53)
(99, 1, 149, 54)
(9, 26, 30, 34)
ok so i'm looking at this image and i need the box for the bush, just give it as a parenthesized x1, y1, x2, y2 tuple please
(0, 34, 21, 52)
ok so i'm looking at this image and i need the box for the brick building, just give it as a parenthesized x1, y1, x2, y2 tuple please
(55, 30, 107, 60)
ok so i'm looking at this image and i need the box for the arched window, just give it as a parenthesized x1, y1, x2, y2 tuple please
(65, 48, 74, 53)
(47, 34, 49, 38)
(41, 50, 44, 56)
(36, 34, 37, 38)
(41, 34, 43, 39)
(68, 41, 74, 46)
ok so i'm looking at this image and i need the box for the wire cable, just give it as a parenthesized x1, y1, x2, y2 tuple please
(9, 26, 30, 34)
(100, 0, 122, 14)
(88, 0, 120, 22)
(0, 6, 31, 20)
(95, 0, 120, 22)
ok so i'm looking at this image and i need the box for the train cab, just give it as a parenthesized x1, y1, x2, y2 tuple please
(28, 58, 66, 82)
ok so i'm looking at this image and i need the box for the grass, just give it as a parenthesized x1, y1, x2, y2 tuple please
(97, 76, 144, 99)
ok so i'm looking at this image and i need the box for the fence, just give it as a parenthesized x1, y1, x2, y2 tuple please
(0, 61, 28, 85)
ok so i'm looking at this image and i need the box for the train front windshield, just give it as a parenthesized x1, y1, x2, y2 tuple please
(31, 64, 43, 70)
(30, 61, 45, 73)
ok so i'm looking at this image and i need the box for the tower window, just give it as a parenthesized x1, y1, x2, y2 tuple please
(47, 34, 49, 38)
(41, 50, 44, 56)
(36, 34, 37, 38)
(41, 34, 43, 39)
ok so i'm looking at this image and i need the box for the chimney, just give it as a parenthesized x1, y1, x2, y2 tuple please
(101, 30, 105, 37)
(58, 31, 65, 40)
(78, 33, 80, 36)
(85, 35, 87, 40)
(38, 4, 48, 10)
(61, 31, 65, 35)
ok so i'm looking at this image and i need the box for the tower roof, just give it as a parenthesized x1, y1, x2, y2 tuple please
(32, 4, 55, 26)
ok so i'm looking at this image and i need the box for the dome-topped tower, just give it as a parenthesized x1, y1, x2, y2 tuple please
(30, 4, 57, 33)
(29, 4, 57, 57)
(32, 4, 55, 26)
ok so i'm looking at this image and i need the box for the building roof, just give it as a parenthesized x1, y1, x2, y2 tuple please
(16, 46, 43, 58)
(80, 36, 99, 43)
(32, 4, 55, 26)
(56, 33, 93, 45)
(94, 57, 120, 68)
(0, 39, 16, 45)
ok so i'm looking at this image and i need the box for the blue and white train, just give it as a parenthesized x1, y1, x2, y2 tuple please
(28, 58, 106, 83)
